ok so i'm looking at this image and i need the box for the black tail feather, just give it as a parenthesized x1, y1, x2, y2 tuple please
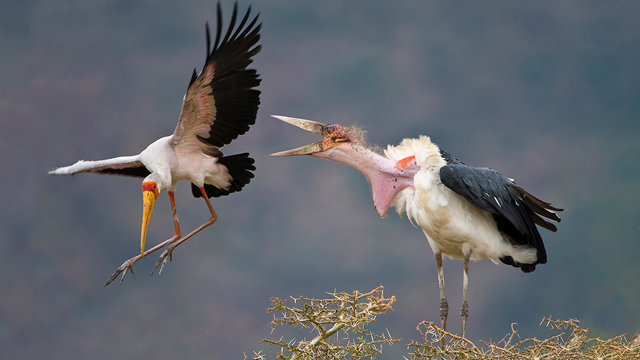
(192, 153, 255, 198)
(509, 184, 562, 234)
(500, 255, 537, 273)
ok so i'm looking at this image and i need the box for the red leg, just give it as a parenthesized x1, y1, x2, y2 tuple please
(152, 186, 218, 275)
(105, 191, 182, 286)
(168, 190, 182, 239)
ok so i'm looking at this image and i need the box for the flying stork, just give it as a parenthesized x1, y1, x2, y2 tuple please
(271, 116, 562, 338)
(49, 3, 261, 286)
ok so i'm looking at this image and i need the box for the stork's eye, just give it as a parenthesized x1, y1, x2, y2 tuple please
(333, 135, 350, 143)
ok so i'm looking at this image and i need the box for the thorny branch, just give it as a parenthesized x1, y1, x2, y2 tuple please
(407, 317, 640, 360)
(254, 286, 639, 360)
(261, 285, 400, 360)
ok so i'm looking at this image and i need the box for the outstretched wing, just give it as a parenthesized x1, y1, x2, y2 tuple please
(439, 152, 562, 268)
(171, 2, 261, 152)
(49, 155, 150, 178)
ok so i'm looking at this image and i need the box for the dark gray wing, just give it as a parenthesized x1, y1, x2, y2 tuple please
(439, 154, 562, 272)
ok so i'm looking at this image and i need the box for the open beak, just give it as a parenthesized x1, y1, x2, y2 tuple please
(140, 182, 159, 257)
(270, 115, 343, 156)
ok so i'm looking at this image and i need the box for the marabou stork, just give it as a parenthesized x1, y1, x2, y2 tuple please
(49, 3, 261, 286)
(271, 116, 562, 338)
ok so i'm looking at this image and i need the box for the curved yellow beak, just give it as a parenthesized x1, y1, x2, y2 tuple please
(141, 182, 159, 257)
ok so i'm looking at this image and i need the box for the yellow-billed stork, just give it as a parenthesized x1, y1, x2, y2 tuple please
(49, 3, 261, 286)
(271, 115, 562, 338)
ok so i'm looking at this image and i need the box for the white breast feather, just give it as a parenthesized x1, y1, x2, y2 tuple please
(384, 135, 538, 264)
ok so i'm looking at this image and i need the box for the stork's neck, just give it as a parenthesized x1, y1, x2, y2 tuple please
(139, 136, 175, 190)
(314, 143, 417, 217)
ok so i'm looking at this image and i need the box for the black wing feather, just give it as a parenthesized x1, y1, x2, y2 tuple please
(188, 68, 198, 88)
(213, 2, 223, 51)
(439, 150, 562, 272)
(93, 166, 151, 178)
(198, 3, 262, 148)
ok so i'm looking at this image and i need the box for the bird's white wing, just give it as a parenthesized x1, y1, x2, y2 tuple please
(171, 3, 261, 154)
(49, 155, 150, 177)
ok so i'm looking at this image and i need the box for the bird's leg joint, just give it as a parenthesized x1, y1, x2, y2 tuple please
(461, 300, 469, 318)
(439, 298, 449, 319)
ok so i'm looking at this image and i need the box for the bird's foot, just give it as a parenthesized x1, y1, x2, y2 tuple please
(151, 243, 177, 276)
(104, 258, 137, 286)
(150, 218, 214, 276)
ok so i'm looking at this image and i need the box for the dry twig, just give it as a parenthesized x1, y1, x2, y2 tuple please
(257, 287, 639, 360)
(261, 286, 400, 360)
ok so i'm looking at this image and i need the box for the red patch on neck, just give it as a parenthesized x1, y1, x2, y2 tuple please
(395, 155, 416, 170)
(141, 182, 159, 198)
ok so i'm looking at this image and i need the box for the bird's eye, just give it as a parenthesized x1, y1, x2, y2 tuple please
(333, 136, 349, 143)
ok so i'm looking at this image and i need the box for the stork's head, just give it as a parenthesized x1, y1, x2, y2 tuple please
(140, 176, 161, 257)
(270, 116, 360, 159)
(271, 115, 417, 218)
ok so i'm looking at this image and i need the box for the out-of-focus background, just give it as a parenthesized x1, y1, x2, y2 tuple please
(2, 1, 639, 359)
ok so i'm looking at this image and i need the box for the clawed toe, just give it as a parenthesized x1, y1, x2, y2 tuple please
(151, 245, 175, 276)
(104, 229, 200, 285)
(104, 259, 137, 286)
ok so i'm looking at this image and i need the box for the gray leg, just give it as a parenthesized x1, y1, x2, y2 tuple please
(461, 252, 471, 338)
(435, 252, 448, 346)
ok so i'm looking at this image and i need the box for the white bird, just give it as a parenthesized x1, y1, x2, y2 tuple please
(49, 3, 261, 286)
(271, 115, 562, 339)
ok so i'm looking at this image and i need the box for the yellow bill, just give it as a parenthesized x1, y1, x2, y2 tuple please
(140, 182, 159, 257)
